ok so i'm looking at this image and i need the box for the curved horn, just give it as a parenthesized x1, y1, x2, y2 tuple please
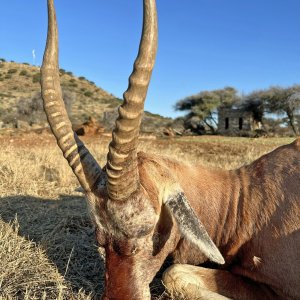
(41, 0, 103, 192)
(106, 0, 158, 201)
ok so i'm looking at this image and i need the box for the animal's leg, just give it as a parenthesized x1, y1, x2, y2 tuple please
(162, 264, 276, 300)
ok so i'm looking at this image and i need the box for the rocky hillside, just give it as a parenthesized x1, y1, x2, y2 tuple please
(0, 60, 173, 133)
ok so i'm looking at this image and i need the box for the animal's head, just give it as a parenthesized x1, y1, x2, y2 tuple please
(41, 0, 224, 299)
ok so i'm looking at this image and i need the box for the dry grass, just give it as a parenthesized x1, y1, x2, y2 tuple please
(0, 133, 295, 299)
(0, 218, 69, 299)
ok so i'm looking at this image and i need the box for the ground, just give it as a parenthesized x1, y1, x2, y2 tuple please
(0, 129, 294, 299)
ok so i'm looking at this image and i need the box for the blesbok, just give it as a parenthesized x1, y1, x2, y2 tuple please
(41, 0, 300, 299)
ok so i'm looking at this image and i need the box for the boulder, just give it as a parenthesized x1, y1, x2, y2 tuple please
(74, 116, 104, 136)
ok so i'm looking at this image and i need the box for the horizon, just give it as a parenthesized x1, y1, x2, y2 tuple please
(1, 1, 300, 118)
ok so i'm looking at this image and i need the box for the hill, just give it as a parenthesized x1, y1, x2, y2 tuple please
(0, 60, 173, 133)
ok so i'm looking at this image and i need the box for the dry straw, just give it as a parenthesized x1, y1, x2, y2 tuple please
(0, 135, 293, 299)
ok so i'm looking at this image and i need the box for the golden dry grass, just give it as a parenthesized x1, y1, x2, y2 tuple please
(0, 133, 295, 299)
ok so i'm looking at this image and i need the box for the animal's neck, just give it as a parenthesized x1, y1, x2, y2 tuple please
(176, 164, 244, 254)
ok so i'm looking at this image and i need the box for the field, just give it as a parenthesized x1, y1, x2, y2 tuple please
(0, 130, 295, 299)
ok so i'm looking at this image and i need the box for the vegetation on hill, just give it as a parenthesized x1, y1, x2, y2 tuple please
(0, 60, 171, 133)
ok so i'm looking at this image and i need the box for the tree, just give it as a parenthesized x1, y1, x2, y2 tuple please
(260, 85, 300, 135)
(242, 90, 265, 125)
(175, 87, 239, 134)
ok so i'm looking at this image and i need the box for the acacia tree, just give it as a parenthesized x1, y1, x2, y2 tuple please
(264, 85, 300, 135)
(241, 86, 300, 135)
(175, 87, 239, 134)
(258, 85, 300, 135)
(242, 90, 265, 125)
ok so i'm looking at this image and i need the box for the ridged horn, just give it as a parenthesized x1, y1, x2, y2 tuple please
(41, 0, 104, 192)
(106, 0, 158, 201)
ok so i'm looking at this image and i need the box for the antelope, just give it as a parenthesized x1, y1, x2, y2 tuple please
(41, 0, 300, 299)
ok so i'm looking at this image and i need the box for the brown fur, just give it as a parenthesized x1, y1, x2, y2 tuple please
(89, 139, 300, 299)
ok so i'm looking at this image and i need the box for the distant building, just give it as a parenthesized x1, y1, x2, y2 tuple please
(218, 107, 261, 136)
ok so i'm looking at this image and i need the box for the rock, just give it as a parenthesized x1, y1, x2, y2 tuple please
(162, 127, 175, 137)
(16, 120, 31, 130)
(31, 123, 43, 129)
(74, 116, 104, 136)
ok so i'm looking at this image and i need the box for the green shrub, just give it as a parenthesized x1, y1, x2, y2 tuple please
(19, 70, 28, 76)
(66, 71, 73, 76)
(23, 62, 29, 65)
(0, 58, 6, 62)
(7, 68, 17, 74)
(80, 88, 86, 92)
(32, 73, 41, 83)
(78, 76, 86, 81)
(0, 93, 10, 97)
(4, 74, 12, 79)
(59, 68, 66, 74)
(69, 78, 76, 83)
(84, 91, 93, 97)
(69, 83, 78, 88)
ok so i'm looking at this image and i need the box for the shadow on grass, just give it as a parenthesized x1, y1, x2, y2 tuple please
(0, 194, 104, 298)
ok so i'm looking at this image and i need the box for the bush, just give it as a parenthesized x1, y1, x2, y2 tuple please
(16, 90, 75, 123)
(78, 76, 86, 81)
(32, 73, 41, 83)
(19, 70, 28, 76)
(4, 74, 12, 79)
(59, 68, 66, 74)
(69, 83, 78, 88)
(23, 62, 29, 65)
(0, 58, 6, 62)
(7, 68, 17, 74)
(18, 94, 44, 116)
(66, 71, 73, 76)
(84, 91, 93, 97)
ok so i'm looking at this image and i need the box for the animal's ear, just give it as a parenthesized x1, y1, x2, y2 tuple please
(165, 192, 225, 265)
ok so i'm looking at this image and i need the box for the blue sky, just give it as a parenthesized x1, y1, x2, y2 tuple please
(0, 1, 300, 118)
